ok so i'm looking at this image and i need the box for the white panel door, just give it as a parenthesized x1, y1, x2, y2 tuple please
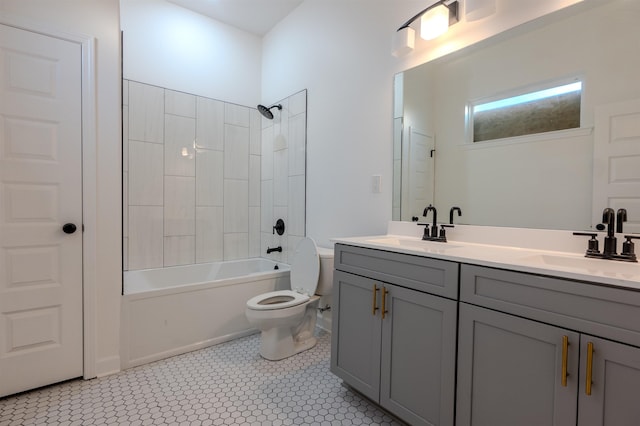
(593, 99, 640, 234)
(407, 127, 434, 220)
(0, 24, 83, 397)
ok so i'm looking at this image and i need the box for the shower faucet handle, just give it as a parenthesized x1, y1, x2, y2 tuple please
(273, 219, 285, 236)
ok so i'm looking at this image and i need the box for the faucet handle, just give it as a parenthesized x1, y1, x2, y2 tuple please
(621, 235, 640, 262)
(573, 232, 600, 255)
(417, 222, 430, 240)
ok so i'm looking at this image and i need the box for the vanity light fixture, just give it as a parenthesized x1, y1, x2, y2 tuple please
(392, 1, 459, 56)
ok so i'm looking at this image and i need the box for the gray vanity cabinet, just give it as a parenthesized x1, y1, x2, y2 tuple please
(331, 244, 459, 426)
(459, 264, 640, 426)
(330, 270, 381, 401)
(456, 303, 579, 426)
(578, 336, 640, 426)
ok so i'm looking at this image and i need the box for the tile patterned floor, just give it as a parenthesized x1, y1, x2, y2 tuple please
(0, 330, 402, 426)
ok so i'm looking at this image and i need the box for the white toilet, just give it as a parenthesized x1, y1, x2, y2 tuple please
(245, 238, 333, 361)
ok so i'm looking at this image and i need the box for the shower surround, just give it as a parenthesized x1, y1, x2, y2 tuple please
(123, 80, 306, 270)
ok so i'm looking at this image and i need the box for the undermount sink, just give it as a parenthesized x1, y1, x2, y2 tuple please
(518, 253, 640, 277)
(364, 236, 462, 251)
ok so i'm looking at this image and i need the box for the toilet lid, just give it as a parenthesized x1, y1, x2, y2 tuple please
(290, 237, 320, 296)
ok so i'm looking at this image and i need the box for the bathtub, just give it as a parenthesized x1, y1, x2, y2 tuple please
(121, 258, 290, 369)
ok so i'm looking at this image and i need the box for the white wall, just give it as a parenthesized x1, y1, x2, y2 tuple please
(120, 0, 262, 107)
(262, 0, 585, 247)
(0, 0, 122, 376)
(262, 1, 417, 248)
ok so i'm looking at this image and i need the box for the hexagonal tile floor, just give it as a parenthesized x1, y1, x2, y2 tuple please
(0, 330, 403, 425)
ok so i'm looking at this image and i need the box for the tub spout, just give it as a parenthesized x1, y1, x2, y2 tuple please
(266, 246, 282, 254)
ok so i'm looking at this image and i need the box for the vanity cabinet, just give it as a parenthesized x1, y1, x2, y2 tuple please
(458, 264, 640, 426)
(331, 244, 458, 426)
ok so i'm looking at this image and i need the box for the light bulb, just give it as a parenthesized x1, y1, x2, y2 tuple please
(420, 4, 449, 41)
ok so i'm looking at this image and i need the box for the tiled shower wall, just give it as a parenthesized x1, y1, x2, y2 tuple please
(260, 90, 307, 265)
(123, 80, 306, 270)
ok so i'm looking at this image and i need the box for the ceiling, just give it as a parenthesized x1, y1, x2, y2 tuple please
(166, 0, 304, 36)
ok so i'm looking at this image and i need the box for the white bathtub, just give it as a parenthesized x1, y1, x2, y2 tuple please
(121, 259, 290, 369)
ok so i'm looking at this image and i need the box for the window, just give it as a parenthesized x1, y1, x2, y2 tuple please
(471, 81, 582, 143)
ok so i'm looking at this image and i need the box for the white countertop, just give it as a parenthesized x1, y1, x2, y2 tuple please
(332, 225, 640, 291)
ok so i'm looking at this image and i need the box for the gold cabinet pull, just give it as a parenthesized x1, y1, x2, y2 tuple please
(586, 342, 594, 396)
(372, 284, 379, 315)
(561, 335, 569, 387)
(381, 287, 388, 320)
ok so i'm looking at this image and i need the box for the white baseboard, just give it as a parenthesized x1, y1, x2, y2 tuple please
(94, 355, 121, 378)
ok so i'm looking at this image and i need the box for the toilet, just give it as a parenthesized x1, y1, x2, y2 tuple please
(245, 238, 334, 361)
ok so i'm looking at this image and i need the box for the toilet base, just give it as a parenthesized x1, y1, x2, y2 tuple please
(258, 330, 317, 361)
(258, 298, 319, 361)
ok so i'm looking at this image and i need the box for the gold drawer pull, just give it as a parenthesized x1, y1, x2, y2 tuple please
(561, 335, 569, 387)
(381, 287, 388, 320)
(372, 284, 379, 315)
(586, 342, 594, 396)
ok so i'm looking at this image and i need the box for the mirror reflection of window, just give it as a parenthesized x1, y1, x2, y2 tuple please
(471, 81, 582, 143)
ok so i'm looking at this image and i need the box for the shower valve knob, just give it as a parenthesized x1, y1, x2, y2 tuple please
(273, 219, 285, 236)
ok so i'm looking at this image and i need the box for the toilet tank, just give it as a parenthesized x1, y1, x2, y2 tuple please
(316, 246, 334, 295)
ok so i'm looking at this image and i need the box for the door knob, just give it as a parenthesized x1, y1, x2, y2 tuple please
(62, 223, 77, 234)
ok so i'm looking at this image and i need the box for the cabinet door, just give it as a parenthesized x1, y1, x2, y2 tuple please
(578, 336, 640, 426)
(457, 303, 579, 426)
(330, 271, 382, 401)
(380, 284, 457, 426)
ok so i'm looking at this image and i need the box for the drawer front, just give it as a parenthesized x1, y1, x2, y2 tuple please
(460, 264, 640, 348)
(334, 244, 459, 299)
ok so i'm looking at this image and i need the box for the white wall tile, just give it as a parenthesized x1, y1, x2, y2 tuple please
(261, 231, 285, 263)
(288, 113, 306, 177)
(196, 206, 223, 263)
(288, 235, 304, 264)
(261, 126, 274, 180)
(225, 103, 250, 127)
(165, 90, 196, 118)
(249, 109, 261, 155)
(224, 124, 249, 180)
(273, 148, 289, 207)
(196, 149, 223, 206)
(129, 141, 163, 206)
(196, 97, 224, 151)
(261, 179, 273, 233)
(129, 81, 164, 143)
(129, 206, 163, 270)
(223, 179, 248, 233)
(249, 206, 261, 258)
(224, 233, 248, 261)
(164, 176, 195, 236)
(289, 90, 306, 117)
(249, 155, 261, 207)
(271, 98, 288, 127)
(273, 99, 289, 151)
(288, 175, 305, 237)
(165, 114, 196, 177)
(164, 236, 195, 267)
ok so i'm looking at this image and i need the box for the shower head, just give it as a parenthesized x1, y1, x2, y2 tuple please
(257, 104, 282, 120)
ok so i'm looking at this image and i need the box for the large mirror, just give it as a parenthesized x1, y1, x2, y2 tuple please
(393, 0, 640, 231)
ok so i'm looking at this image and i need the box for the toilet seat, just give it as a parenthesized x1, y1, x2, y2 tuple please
(246, 290, 310, 311)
